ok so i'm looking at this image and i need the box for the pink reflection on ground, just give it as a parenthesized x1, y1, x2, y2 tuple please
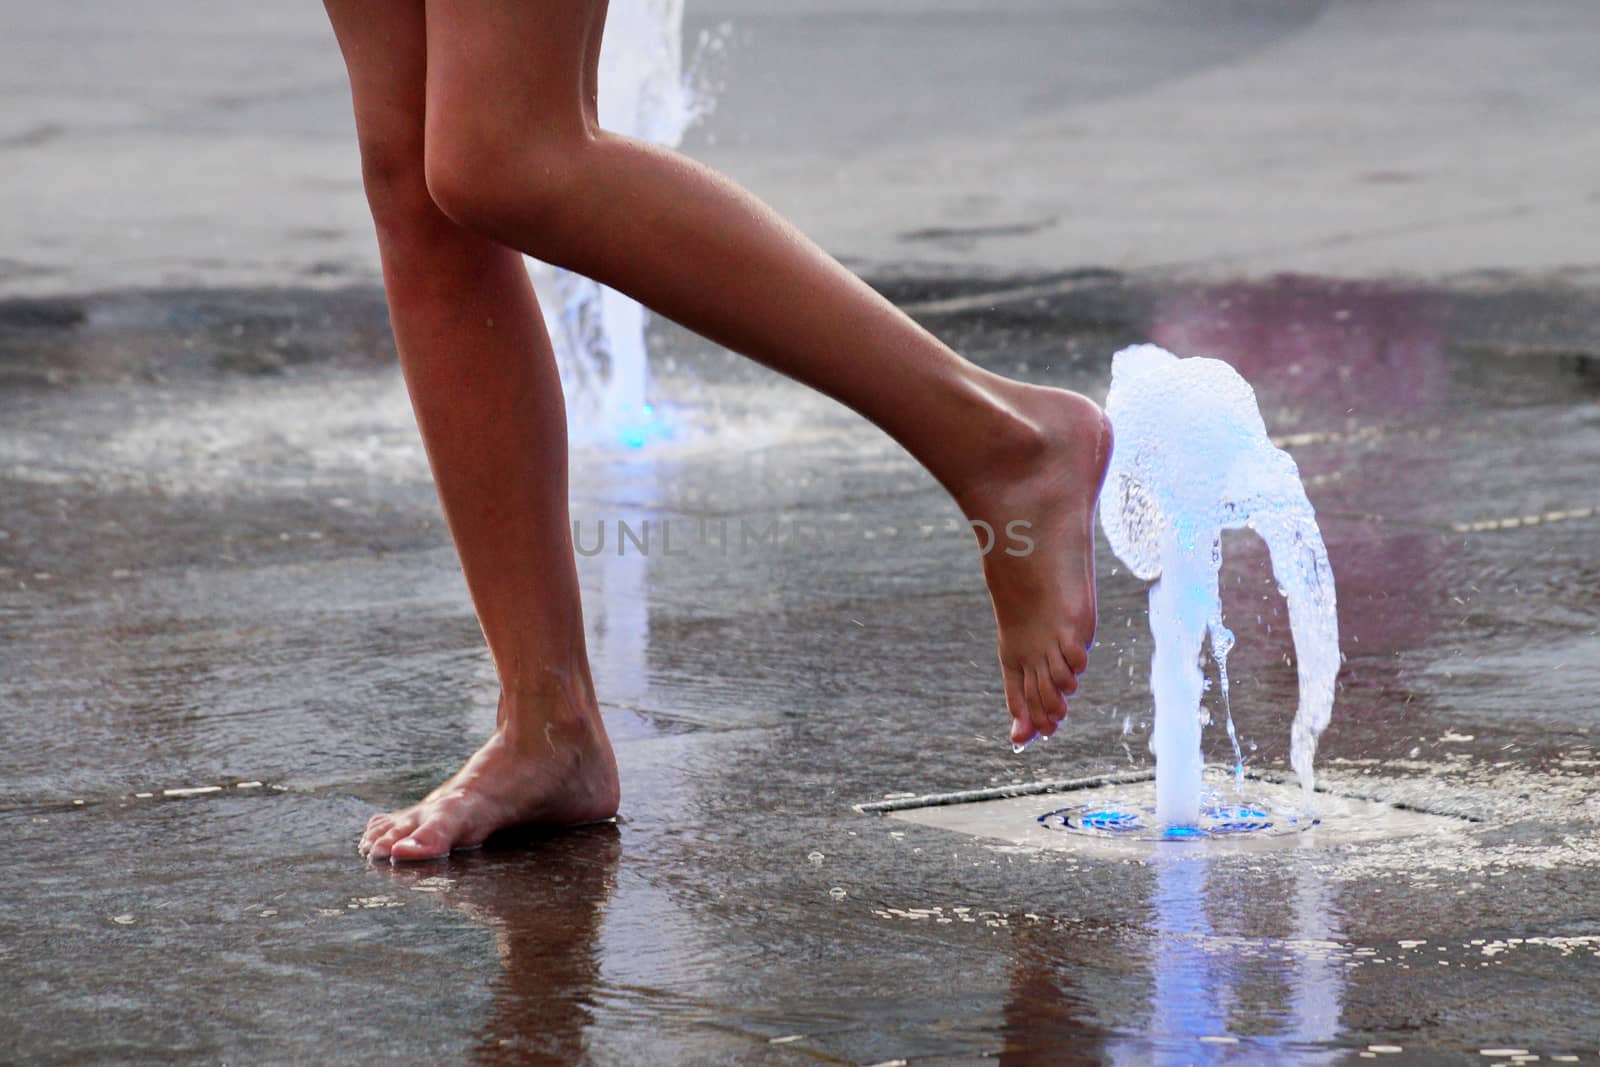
(1148, 276, 1448, 423)
(1143, 276, 1456, 744)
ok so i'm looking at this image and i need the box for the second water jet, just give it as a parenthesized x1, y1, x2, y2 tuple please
(528, 0, 725, 449)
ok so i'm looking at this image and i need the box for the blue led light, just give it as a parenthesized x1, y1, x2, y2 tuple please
(613, 404, 674, 450)
(1039, 799, 1309, 842)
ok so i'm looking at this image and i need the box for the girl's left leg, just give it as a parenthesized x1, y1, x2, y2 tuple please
(324, 0, 619, 862)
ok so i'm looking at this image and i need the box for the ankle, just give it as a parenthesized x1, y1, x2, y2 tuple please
(497, 708, 606, 760)
(495, 664, 603, 748)
(944, 377, 1050, 505)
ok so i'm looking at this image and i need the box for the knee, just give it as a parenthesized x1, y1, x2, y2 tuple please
(353, 125, 516, 305)
(354, 127, 443, 240)
(423, 111, 591, 258)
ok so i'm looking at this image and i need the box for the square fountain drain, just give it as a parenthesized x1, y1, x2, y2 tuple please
(858, 770, 1472, 858)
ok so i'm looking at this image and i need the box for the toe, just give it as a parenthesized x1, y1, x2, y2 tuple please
(1004, 665, 1036, 747)
(366, 815, 420, 861)
(391, 799, 472, 863)
(1046, 651, 1078, 707)
(1024, 665, 1056, 739)
(1037, 660, 1070, 730)
(1060, 637, 1089, 677)
(389, 820, 455, 863)
(366, 830, 401, 861)
(360, 813, 395, 854)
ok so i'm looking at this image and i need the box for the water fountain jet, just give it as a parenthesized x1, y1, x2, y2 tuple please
(1101, 344, 1340, 827)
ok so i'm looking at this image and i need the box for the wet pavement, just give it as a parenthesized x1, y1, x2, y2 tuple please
(3, 274, 1599, 1064)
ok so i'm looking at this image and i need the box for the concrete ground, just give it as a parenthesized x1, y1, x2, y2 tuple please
(3, 1, 1600, 1064)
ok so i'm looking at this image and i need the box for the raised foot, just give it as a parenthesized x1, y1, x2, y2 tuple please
(359, 716, 619, 863)
(958, 386, 1112, 748)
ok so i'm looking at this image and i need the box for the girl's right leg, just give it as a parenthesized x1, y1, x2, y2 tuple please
(323, 0, 619, 862)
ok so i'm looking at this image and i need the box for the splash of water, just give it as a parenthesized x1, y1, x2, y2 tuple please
(1101, 344, 1340, 826)
(527, 1, 725, 448)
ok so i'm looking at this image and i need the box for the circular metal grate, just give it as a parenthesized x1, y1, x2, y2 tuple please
(1038, 799, 1316, 841)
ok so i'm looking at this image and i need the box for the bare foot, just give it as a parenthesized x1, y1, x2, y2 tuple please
(359, 699, 620, 863)
(955, 386, 1112, 748)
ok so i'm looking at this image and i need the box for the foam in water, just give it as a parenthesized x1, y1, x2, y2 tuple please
(527, 1, 724, 448)
(1101, 344, 1340, 826)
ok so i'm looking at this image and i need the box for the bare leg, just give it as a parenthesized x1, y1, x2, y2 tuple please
(421, 2, 1112, 744)
(324, 1, 618, 862)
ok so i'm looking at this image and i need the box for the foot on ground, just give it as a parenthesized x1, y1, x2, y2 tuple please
(359, 706, 619, 863)
(956, 386, 1112, 748)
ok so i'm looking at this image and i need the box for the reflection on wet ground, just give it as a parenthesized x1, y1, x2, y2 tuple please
(3, 274, 1599, 1062)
